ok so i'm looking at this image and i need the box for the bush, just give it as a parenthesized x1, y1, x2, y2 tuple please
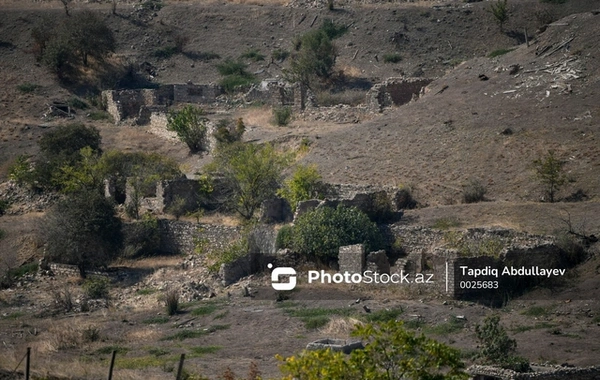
(217, 59, 257, 93)
(165, 289, 179, 315)
(272, 106, 292, 126)
(383, 53, 402, 63)
(287, 205, 383, 261)
(17, 83, 40, 93)
(488, 48, 515, 58)
(276, 225, 294, 250)
(206, 142, 290, 219)
(167, 105, 209, 154)
(462, 178, 486, 203)
(277, 164, 324, 211)
(475, 315, 530, 372)
(213, 118, 245, 148)
(240, 48, 265, 62)
(287, 20, 346, 86)
(207, 237, 248, 273)
(142, 0, 164, 10)
(83, 276, 110, 299)
(272, 48, 289, 62)
(122, 215, 160, 258)
(153, 46, 178, 59)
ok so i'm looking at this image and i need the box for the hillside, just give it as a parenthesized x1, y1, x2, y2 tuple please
(0, 0, 600, 379)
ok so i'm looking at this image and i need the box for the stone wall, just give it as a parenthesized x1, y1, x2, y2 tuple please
(366, 77, 432, 112)
(243, 80, 315, 111)
(172, 83, 223, 104)
(339, 244, 366, 273)
(468, 365, 600, 380)
(158, 219, 241, 255)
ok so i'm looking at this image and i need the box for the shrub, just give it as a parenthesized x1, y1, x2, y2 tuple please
(383, 53, 402, 63)
(240, 48, 265, 62)
(153, 46, 178, 59)
(272, 48, 289, 62)
(165, 289, 180, 315)
(276, 225, 294, 250)
(475, 315, 530, 372)
(17, 83, 40, 93)
(272, 106, 292, 126)
(206, 142, 291, 219)
(213, 118, 245, 148)
(279, 320, 468, 379)
(394, 186, 417, 210)
(83, 276, 110, 299)
(68, 97, 89, 110)
(217, 59, 257, 93)
(142, 0, 164, 10)
(287, 205, 383, 261)
(488, 48, 515, 58)
(207, 238, 248, 273)
(277, 164, 324, 211)
(462, 178, 487, 203)
(122, 215, 160, 257)
(167, 105, 209, 154)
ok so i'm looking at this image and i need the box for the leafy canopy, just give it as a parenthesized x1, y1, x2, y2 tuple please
(277, 164, 325, 211)
(167, 105, 209, 154)
(278, 320, 468, 380)
(533, 150, 566, 202)
(285, 205, 383, 260)
(206, 142, 291, 219)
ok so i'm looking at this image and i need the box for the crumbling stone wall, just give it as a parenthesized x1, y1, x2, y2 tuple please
(244, 80, 315, 110)
(468, 364, 600, 380)
(158, 220, 241, 255)
(172, 83, 223, 104)
(366, 77, 432, 112)
(339, 244, 366, 273)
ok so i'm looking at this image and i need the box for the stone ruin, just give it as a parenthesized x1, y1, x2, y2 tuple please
(101, 80, 314, 126)
(468, 364, 600, 380)
(366, 77, 433, 112)
(338, 244, 391, 275)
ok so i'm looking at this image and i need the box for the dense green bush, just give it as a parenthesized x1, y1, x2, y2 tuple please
(383, 53, 402, 63)
(167, 105, 209, 154)
(216, 59, 257, 93)
(272, 106, 292, 126)
(275, 225, 294, 250)
(240, 48, 265, 62)
(277, 164, 324, 211)
(83, 276, 110, 299)
(475, 315, 530, 372)
(286, 205, 383, 261)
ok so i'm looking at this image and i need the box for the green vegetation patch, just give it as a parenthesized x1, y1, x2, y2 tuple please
(17, 83, 41, 93)
(283, 306, 356, 330)
(383, 53, 402, 63)
(142, 316, 170, 324)
(188, 346, 222, 357)
(364, 308, 404, 323)
(521, 305, 551, 317)
(424, 316, 466, 335)
(488, 48, 515, 58)
(95, 345, 129, 355)
(161, 325, 230, 341)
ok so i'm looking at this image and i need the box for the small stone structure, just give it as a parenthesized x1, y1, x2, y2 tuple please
(468, 364, 600, 380)
(366, 77, 432, 112)
(158, 219, 241, 255)
(243, 80, 315, 111)
(293, 183, 407, 222)
(366, 250, 391, 274)
(338, 244, 366, 274)
(306, 339, 364, 354)
(102, 80, 314, 125)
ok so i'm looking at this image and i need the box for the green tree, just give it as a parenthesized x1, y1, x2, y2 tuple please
(287, 205, 383, 261)
(286, 20, 347, 87)
(207, 142, 290, 219)
(277, 164, 325, 211)
(279, 320, 468, 380)
(475, 315, 530, 372)
(489, 0, 509, 31)
(533, 150, 566, 202)
(44, 191, 122, 277)
(167, 105, 209, 154)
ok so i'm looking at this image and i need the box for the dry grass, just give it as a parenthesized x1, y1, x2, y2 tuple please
(318, 317, 363, 338)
